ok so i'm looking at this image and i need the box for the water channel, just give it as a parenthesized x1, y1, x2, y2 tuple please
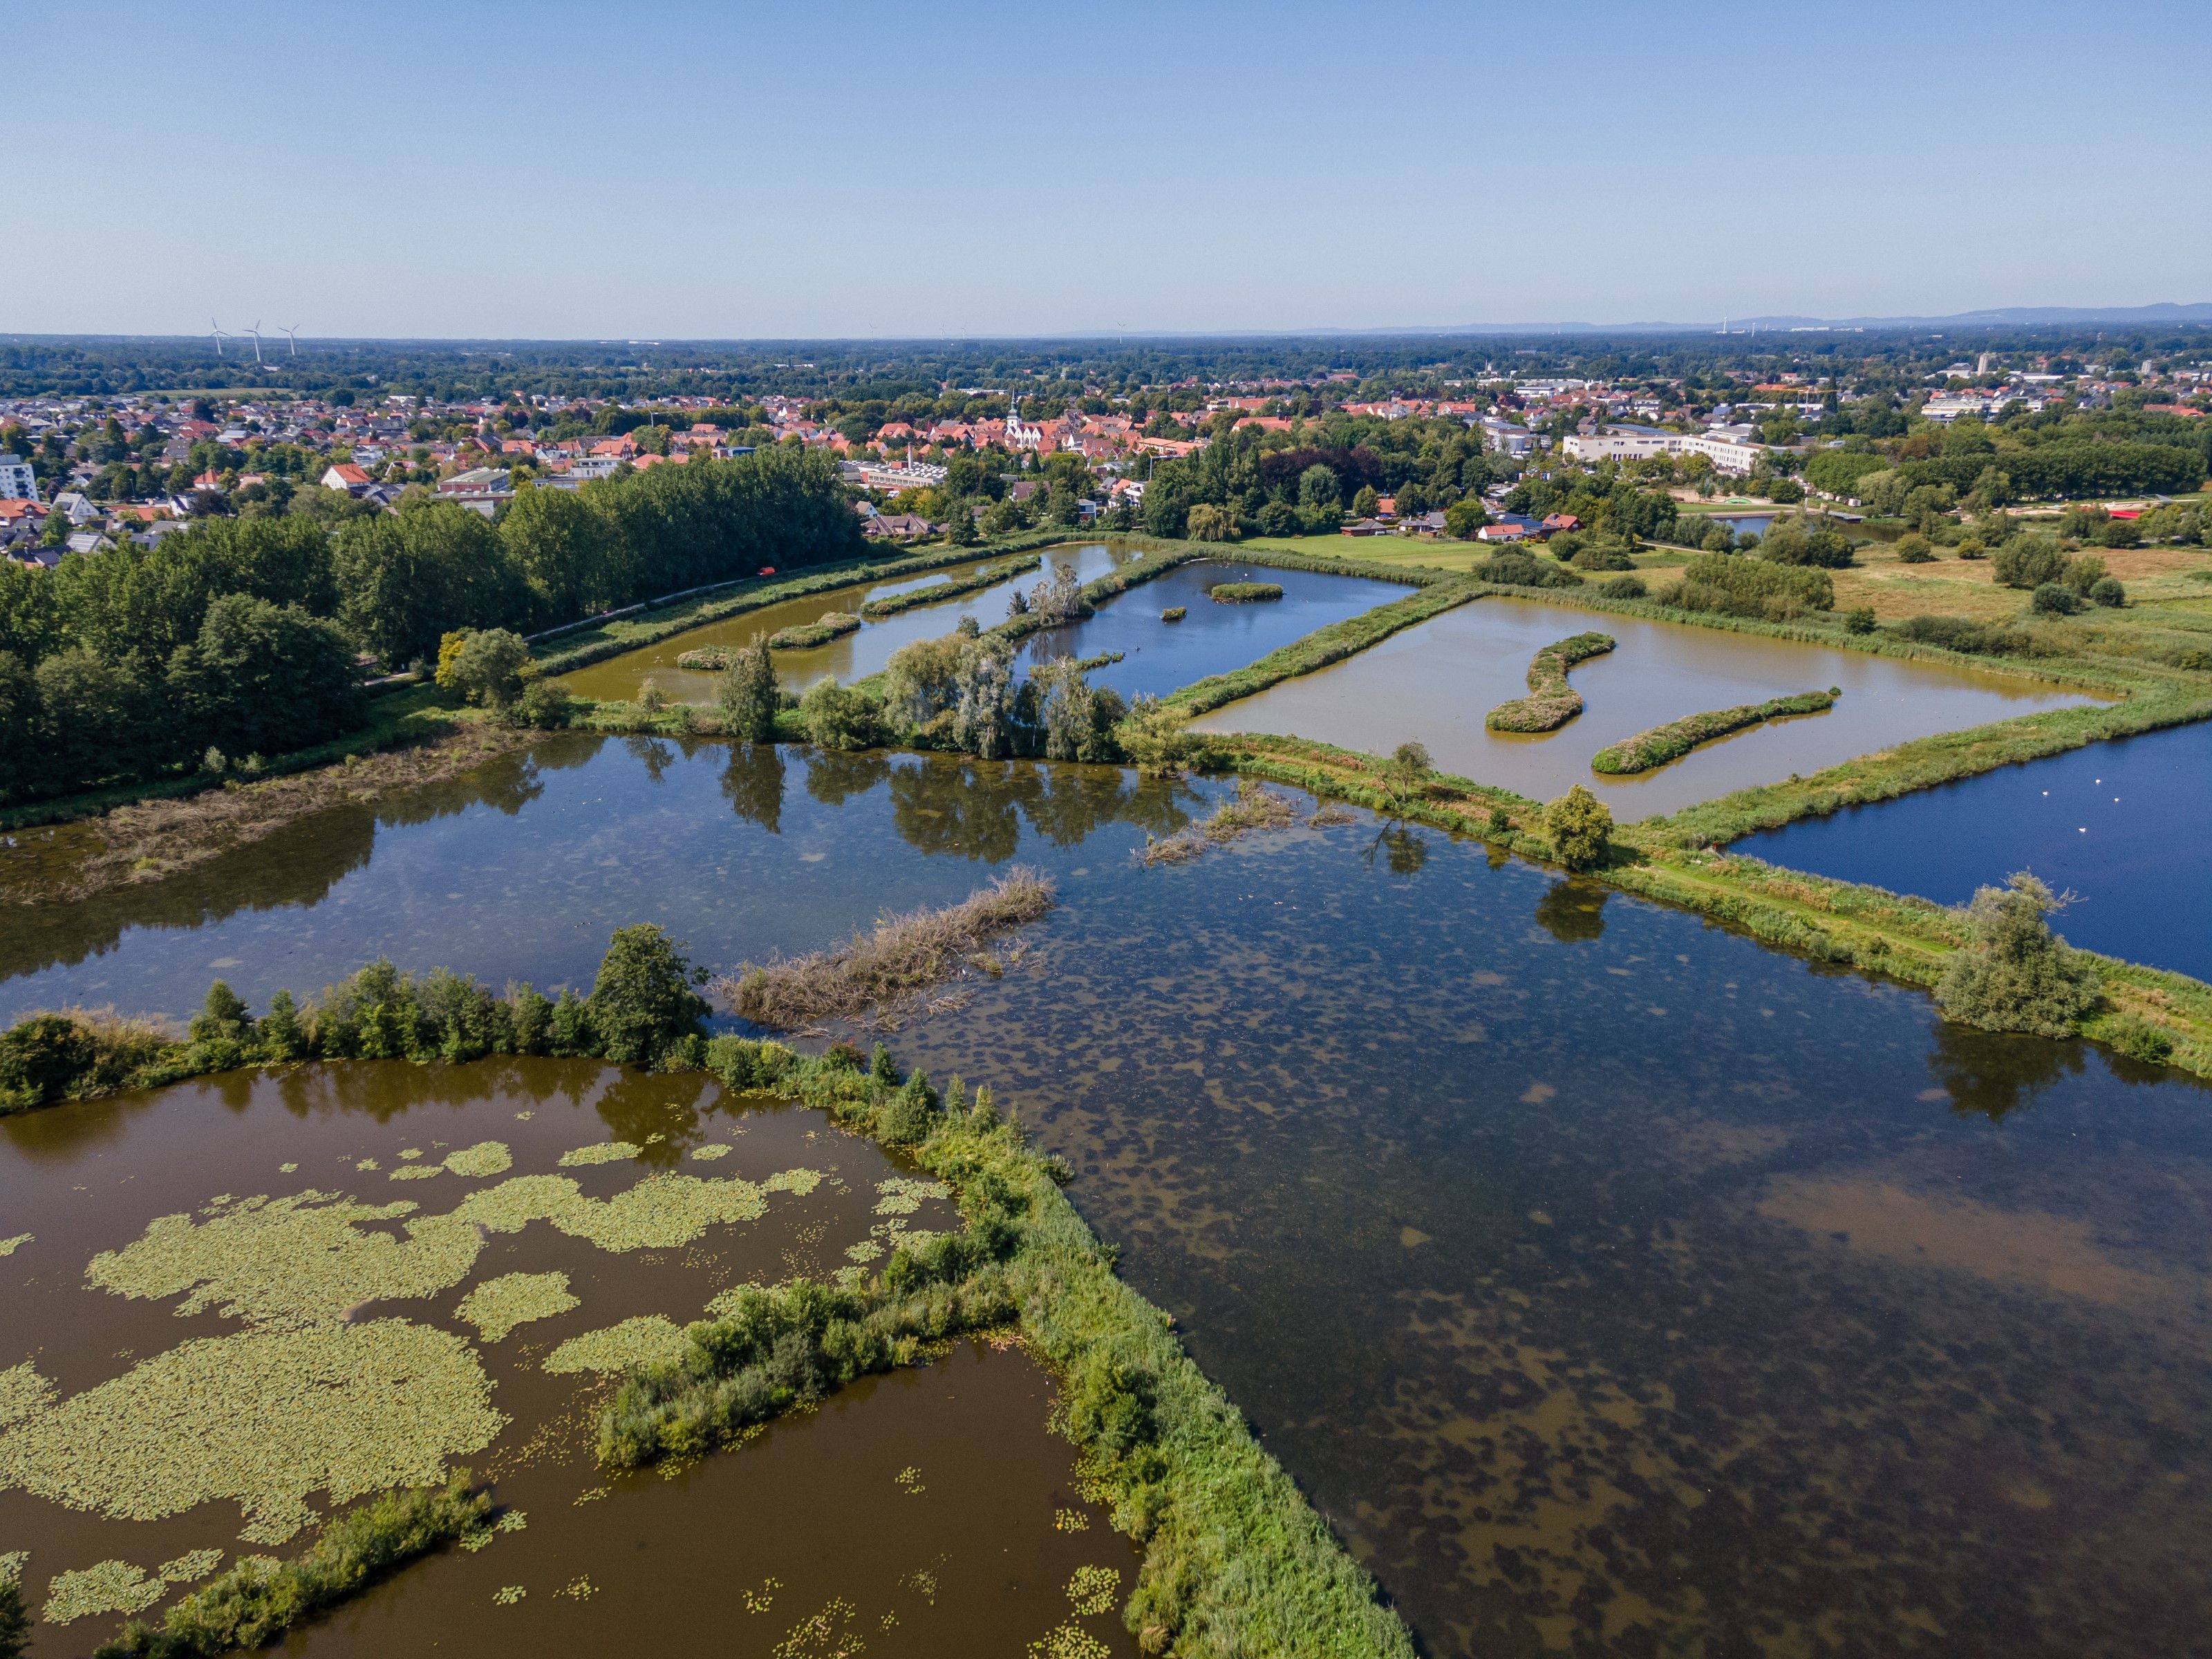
(1737, 715, 2212, 980)
(6, 738, 2209, 1656)
(1192, 594, 2099, 816)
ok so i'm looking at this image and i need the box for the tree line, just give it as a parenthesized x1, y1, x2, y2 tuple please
(0, 448, 860, 805)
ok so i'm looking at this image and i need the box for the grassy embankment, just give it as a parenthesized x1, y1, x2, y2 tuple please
(0, 937, 1416, 1659)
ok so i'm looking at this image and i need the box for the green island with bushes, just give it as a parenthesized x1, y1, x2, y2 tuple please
(1589, 688, 1839, 774)
(1485, 632, 1616, 732)
(1205, 581, 1283, 603)
(0, 926, 1416, 1659)
(762, 610, 861, 651)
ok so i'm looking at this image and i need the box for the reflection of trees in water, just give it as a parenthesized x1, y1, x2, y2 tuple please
(720, 743, 787, 834)
(1927, 1022, 2085, 1121)
(1534, 879, 1609, 944)
(623, 736, 679, 782)
(800, 747, 891, 809)
(870, 752, 1203, 863)
(0, 744, 579, 991)
(1363, 826, 1429, 877)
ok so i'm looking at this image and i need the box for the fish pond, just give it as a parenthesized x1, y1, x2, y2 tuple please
(0, 1059, 1134, 1658)
(1736, 715, 2212, 980)
(8, 739, 2212, 1656)
(555, 543, 1138, 704)
(1192, 594, 2099, 815)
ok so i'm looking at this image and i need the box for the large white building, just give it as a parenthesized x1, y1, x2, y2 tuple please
(0, 454, 38, 501)
(1562, 424, 1768, 476)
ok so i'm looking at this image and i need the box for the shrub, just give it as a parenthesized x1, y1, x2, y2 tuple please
(2088, 576, 2126, 608)
(1934, 874, 2097, 1038)
(2060, 553, 2108, 595)
(1160, 607, 1187, 621)
(2101, 1013, 2174, 1066)
(1206, 581, 1283, 603)
(1542, 785, 1612, 870)
(434, 627, 531, 707)
(1894, 534, 1935, 564)
(798, 676, 881, 750)
(1756, 518, 1855, 568)
(500, 675, 577, 730)
(2030, 581, 2082, 616)
(1889, 614, 2041, 657)
(1843, 608, 1876, 634)
(587, 924, 709, 1065)
(1594, 574, 1647, 599)
(1116, 695, 1209, 776)
(1993, 534, 2069, 590)
(1660, 553, 1833, 620)
(1568, 537, 1635, 572)
(1471, 551, 1582, 589)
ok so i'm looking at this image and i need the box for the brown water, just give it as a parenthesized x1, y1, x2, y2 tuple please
(557, 543, 1137, 703)
(0, 1062, 1132, 1658)
(1192, 594, 2099, 815)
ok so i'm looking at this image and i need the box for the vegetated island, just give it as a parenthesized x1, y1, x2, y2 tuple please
(1590, 689, 1840, 775)
(5, 925, 1415, 1659)
(676, 612, 859, 667)
(1206, 581, 1284, 603)
(1484, 632, 1617, 733)
(726, 868, 1055, 1028)
(1161, 607, 1187, 622)
(858, 555, 1042, 619)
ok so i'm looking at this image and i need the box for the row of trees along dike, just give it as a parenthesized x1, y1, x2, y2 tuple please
(0, 927, 1418, 1659)
(0, 448, 859, 807)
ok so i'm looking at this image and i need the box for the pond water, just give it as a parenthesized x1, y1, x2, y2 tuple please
(8, 739, 2212, 1657)
(1018, 559, 1412, 702)
(0, 1060, 1132, 1658)
(1192, 594, 2099, 816)
(1736, 717, 2212, 980)
(556, 543, 1138, 704)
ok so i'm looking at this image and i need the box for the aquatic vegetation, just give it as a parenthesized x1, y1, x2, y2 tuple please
(557, 1140, 642, 1168)
(1206, 581, 1284, 603)
(858, 556, 1042, 619)
(895, 1465, 926, 1495)
(0, 1322, 503, 1542)
(449, 1167, 820, 1253)
(845, 1240, 884, 1263)
(556, 1575, 598, 1600)
(689, 1143, 733, 1161)
(727, 868, 1056, 1029)
(1484, 632, 1616, 732)
(1138, 778, 1299, 865)
(1029, 1624, 1112, 1659)
(874, 1177, 950, 1216)
(1066, 1565, 1120, 1616)
(0, 1235, 31, 1257)
(765, 612, 862, 652)
(43, 1562, 167, 1624)
(0, 1366, 48, 1430)
(93, 1472, 488, 1658)
(1160, 607, 1186, 621)
(493, 1585, 525, 1606)
(1053, 1508, 1090, 1533)
(741, 1576, 782, 1614)
(88, 1192, 484, 1328)
(455, 1272, 579, 1342)
(156, 1555, 221, 1586)
(440, 1141, 513, 1178)
(1590, 689, 1839, 774)
(543, 1316, 691, 1376)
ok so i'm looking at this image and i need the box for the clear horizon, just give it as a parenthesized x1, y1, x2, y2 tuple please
(12, 0, 2211, 340)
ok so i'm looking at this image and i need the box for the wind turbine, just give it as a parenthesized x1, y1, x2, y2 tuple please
(210, 319, 229, 357)
(280, 326, 300, 357)
(245, 322, 264, 364)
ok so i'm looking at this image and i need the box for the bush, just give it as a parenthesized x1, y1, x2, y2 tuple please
(1757, 518, 1855, 568)
(2088, 576, 2126, 607)
(2030, 581, 2082, 616)
(1206, 581, 1282, 603)
(1993, 534, 2069, 590)
(1889, 614, 2041, 657)
(1115, 696, 1209, 776)
(1843, 608, 1876, 634)
(1471, 551, 1582, 589)
(1894, 534, 1935, 563)
(1594, 574, 1647, 600)
(798, 676, 881, 750)
(2101, 1013, 2174, 1066)
(434, 627, 531, 707)
(1934, 874, 2097, 1038)
(1542, 785, 1612, 870)
(1660, 553, 1833, 620)
(500, 675, 576, 730)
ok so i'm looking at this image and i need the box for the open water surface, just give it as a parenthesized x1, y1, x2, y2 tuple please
(0, 1060, 1133, 1658)
(6, 740, 2211, 1656)
(1192, 594, 2098, 814)
(556, 544, 1138, 704)
(1736, 717, 2212, 980)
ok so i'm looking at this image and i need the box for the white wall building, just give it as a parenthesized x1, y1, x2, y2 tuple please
(0, 455, 38, 501)
(1562, 424, 1768, 476)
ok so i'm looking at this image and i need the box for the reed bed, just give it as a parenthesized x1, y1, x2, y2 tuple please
(1590, 690, 1838, 774)
(1139, 780, 1300, 865)
(1484, 632, 1615, 732)
(724, 868, 1056, 1029)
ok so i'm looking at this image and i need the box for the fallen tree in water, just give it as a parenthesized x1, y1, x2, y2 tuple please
(1591, 689, 1838, 774)
(1484, 632, 1615, 732)
(724, 867, 1056, 1028)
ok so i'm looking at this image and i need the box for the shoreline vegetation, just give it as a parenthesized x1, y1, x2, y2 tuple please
(0, 930, 1416, 1659)
(1214, 731, 2212, 1081)
(1484, 632, 1617, 733)
(724, 868, 1056, 1029)
(1588, 688, 1839, 775)
(858, 554, 1043, 619)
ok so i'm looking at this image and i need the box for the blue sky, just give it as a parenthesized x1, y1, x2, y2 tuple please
(11, 0, 2209, 339)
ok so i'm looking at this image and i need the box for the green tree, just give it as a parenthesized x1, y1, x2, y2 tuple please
(587, 924, 709, 1065)
(434, 627, 532, 707)
(1185, 502, 1238, 542)
(1297, 464, 1340, 509)
(499, 484, 621, 624)
(1350, 484, 1380, 518)
(1934, 874, 2097, 1038)
(717, 637, 781, 740)
(1992, 534, 2068, 590)
(1443, 498, 1488, 540)
(1543, 785, 1613, 870)
(798, 676, 880, 751)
